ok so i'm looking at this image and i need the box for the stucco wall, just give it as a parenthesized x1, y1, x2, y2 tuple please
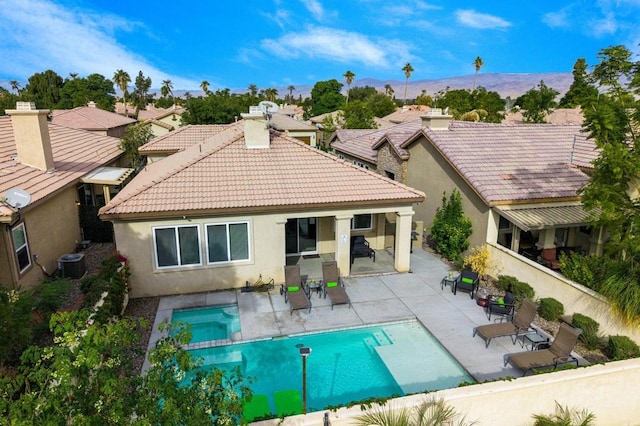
(405, 135, 489, 249)
(270, 359, 640, 425)
(488, 243, 640, 344)
(2, 187, 81, 289)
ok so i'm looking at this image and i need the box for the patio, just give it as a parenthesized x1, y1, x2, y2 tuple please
(147, 247, 586, 382)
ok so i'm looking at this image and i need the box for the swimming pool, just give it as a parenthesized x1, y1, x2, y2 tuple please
(188, 320, 473, 418)
(170, 305, 240, 343)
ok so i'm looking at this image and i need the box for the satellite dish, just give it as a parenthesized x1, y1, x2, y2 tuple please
(258, 101, 279, 115)
(4, 188, 32, 208)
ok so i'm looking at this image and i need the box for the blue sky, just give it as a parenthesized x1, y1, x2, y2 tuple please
(1, 0, 640, 91)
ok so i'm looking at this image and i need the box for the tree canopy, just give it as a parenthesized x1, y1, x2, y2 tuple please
(22, 69, 64, 109)
(513, 80, 559, 123)
(559, 58, 599, 108)
(57, 73, 116, 110)
(304, 79, 345, 118)
(343, 100, 377, 129)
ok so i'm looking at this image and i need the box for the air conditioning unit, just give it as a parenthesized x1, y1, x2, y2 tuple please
(58, 253, 86, 279)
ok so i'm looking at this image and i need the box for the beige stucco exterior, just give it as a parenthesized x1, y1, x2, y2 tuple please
(113, 206, 416, 298)
(0, 187, 81, 289)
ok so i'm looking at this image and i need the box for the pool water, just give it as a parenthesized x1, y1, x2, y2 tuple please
(188, 321, 473, 417)
(171, 305, 240, 343)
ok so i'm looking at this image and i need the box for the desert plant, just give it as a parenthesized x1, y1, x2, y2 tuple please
(606, 335, 640, 360)
(430, 190, 472, 262)
(538, 298, 564, 321)
(559, 251, 615, 291)
(597, 260, 640, 325)
(572, 313, 601, 350)
(462, 244, 500, 281)
(531, 401, 595, 426)
(353, 397, 473, 426)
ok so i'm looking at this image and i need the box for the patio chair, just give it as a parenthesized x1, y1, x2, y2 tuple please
(453, 269, 479, 298)
(281, 265, 312, 314)
(485, 291, 516, 321)
(321, 261, 351, 310)
(473, 299, 538, 348)
(350, 235, 376, 264)
(504, 322, 582, 376)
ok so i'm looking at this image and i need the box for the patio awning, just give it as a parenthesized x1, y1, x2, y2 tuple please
(494, 204, 594, 232)
(81, 167, 134, 186)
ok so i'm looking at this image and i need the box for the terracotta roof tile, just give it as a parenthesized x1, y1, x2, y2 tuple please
(51, 106, 135, 130)
(100, 127, 424, 218)
(139, 123, 238, 154)
(0, 116, 124, 220)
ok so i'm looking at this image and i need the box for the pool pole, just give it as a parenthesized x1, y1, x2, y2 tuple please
(302, 354, 307, 414)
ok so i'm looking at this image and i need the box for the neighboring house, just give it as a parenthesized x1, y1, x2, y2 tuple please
(139, 124, 236, 164)
(50, 101, 136, 138)
(99, 108, 425, 298)
(331, 108, 602, 268)
(0, 102, 129, 289)
(267, 112, 319, 147)
(503, 107, 584, 125)
(138, 105, 186, 137)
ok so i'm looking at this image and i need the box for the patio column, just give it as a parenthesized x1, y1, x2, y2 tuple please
(394, 211, 414, 272)
(510, 226, 521, 252)
(334, 214, 352, 276)
(536, 228, 556, 262)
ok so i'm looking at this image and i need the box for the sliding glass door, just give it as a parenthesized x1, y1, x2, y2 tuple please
(285, 218, 317, 255)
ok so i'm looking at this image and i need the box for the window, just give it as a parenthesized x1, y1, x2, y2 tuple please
(11, 223, 31, 273)
(338, 154, 345, 160)
(153, 225, 201, 268)
(353, 160, 370, 170)
(351, 214, 373, 230)
(206, 222, 249, 264)
(385, 171, 395, 180)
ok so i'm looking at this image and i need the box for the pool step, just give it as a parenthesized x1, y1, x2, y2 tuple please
(199, 349, 243, 367)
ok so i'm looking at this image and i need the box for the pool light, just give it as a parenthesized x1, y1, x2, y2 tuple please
(299, 347, 311, 414)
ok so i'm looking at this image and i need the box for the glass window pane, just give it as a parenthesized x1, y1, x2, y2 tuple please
(11, 224, 30, 272)
(353, 214, 372, 230)
(155, 228, 178, 267)
(16, 247, 30, 271)
(207, 225, 229, 263)
(11, 226, 26, 248)
(229, 223, 249, 261)
(178, 226, 200, 265)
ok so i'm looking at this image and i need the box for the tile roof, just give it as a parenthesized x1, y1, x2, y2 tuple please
(412, 122, 594, 204)
(503, 108, 584, 125)
(100, 127, 424, 218)
(381, 105, 430, 124)
(268, 114, 317, 131)
(137, 106, 185, 121)
(51, 106, 136, 130)
(138, 123, 237, 154)
(0, 116, 124, 221)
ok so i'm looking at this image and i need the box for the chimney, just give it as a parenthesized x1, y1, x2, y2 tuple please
(87, 101, 96, 108)
(240, 107, 270, 149)
(6, 102, 55, 171)
(421, 108, 452, 130)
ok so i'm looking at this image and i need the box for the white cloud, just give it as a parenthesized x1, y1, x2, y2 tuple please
(261, 26, 412, 68)
(542, 9, 571, 28)
(590, 12, 618, 36)
(0, 0, 200, 88)
(455, 9, 512, 30)
(300, 0, 325, 21)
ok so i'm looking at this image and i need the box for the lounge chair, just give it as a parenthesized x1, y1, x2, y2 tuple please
(321, 261, 351, 310)
(504, 322, 582, 376)
(453, 269, 479, 298)
(350, 235, 375, 264)
(473, 299, 538, 348)
(281, 265, 312, 314)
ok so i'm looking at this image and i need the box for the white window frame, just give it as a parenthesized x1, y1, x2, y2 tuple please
(205, 221, 251, 265)
(152, 225, 202, 269)
(11, 222, 31, 274)
(351, 214, 374, 231)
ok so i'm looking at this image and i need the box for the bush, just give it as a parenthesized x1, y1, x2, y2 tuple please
(429, 190, 472, 262)
(606, 335, 640, 360)
(559, 252, 615, 291)
(572, 313, 601, 350)
(0, 286, 34, 366)
(495, 275, 535, 305)
(538, 298, 564, 321)
(80, 255, 129, 323)
(32, 277, 72, 313)
(462, 244, 500, 280)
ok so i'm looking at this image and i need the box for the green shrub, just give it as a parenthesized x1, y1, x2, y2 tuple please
(606, 335, 640, 360)
(597, 261, 640, 325)
(0, 286, 34, 366)
(32, 277, 72, 313)
(80, 255, 129, 323)
(429, 190, 472, 262)
(572, 313, 601, 350)
(496, 275, 535, 305)
(559, 252, 615, 291)
(538, 298, 564, 321)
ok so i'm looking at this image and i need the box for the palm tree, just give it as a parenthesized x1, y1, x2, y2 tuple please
(384, 83, 394, 98)
(343, 70, 355, 104)
(264, 88, 278, 102)
(287, 85, 295, 104)
(247, 84, 258, 97)
(9, 80, 20, 94)
(200, 80, 210, 95)
(68, 72, 78, 80)
(402, 62, 414, 105)
(161, 79, 174, 99)
(113, 69, 131, 114)
(473, 56, 484, 90)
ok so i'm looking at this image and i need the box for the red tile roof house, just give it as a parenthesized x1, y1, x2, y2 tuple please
(0, 102, 129, 289)
(50, 101, 137, 138)
(138, 106, 186, 138)
(330, 108, 603, 267)
(98, 109, 425, 298)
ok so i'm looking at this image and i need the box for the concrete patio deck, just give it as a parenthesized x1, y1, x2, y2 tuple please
(147, 247, 585, 383)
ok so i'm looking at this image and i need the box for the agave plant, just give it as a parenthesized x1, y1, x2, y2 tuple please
(353, 397, 473, 426)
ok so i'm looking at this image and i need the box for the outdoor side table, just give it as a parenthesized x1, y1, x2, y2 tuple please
(306, 280, 323, 298)
(520, 332, 549, 351)
(441, 274, 458, 291)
